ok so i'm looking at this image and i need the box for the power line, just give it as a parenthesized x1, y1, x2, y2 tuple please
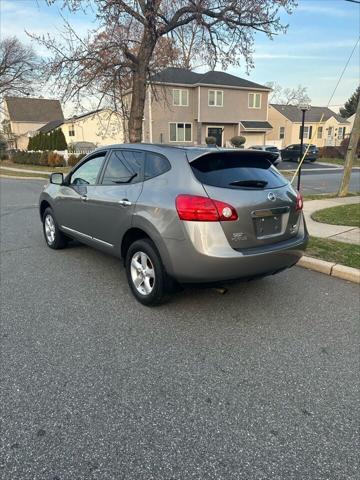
(326, 36, 360, 107)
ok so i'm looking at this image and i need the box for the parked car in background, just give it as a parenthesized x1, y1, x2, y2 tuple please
(281, 144, 318, 163)
(249, 145, 282, 165)
(39, 145, 308, 306)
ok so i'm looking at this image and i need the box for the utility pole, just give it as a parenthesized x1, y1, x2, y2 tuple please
(338, 98, 360, 197)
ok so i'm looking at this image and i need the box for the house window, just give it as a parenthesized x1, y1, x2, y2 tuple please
(69, 127, 75, 137)
(173, 89, 189, 106)
(327, 127, 333, 137)
(279, 126, 285, 139)
(169, 123, 192, 142)
(338, 126, 346, 140)
(208, 90, 223, 107)
(299, 125, 312, 139)
(248, 93, 261, 109)
(317, 126, 323, 139)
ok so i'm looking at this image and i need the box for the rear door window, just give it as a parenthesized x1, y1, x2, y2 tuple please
(190, 152, 287, 190)
(101, 151, 137, 185)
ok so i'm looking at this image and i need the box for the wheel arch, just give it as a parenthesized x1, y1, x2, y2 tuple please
(120, 221, 174, 276)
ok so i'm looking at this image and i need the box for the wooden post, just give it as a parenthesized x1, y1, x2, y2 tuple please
(338, 98, 360, 197)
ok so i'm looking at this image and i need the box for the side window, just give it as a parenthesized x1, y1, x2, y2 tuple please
(101, 151, 137, 185)
(144, 152, 170, 180)
(121, 150, 145, 180)
(70, 155, 106, 185)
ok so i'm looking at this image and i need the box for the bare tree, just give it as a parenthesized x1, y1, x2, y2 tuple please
(266, 81, 311, 105)
(0, 37, 39, 98)
(36, 0, 296, 142)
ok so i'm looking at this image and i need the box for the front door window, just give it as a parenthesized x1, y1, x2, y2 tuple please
(207, 127, 223, 146)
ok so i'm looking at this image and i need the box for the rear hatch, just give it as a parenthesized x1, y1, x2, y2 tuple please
(188, 150, 301, 250)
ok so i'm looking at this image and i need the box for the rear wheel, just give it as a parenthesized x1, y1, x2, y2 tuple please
(125, 239, 166, 306)
(42, 207, 67, 249)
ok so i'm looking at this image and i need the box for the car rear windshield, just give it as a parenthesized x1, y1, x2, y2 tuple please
(190, 152, 287, 190)
(265, 146, 279, 152)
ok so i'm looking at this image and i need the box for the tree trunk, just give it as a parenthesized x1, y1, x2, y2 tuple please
(128, 33, 157, 143)
(338, 98, 360, 197)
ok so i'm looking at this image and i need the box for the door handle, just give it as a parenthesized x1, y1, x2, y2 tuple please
(118, 199, 132, 206)
(80, 195, 88, 201)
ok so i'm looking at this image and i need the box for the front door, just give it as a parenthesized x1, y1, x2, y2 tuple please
(207, 127, 223, 147)
(55, 152, 107, 238)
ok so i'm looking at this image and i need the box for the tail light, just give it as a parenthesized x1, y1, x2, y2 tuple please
(176, 194, 238, 222)
(296, 191, 303, 211)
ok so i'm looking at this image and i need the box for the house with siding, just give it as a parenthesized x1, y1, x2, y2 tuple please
(2, 96, 64, 149)
(37, 109, 124, 153)
(141, 68, 272, 147)
(267, 104, 350, 148)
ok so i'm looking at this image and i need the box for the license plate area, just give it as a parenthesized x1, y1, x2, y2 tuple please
(254, 215, 282, 238)
(252, 206, 289, 239)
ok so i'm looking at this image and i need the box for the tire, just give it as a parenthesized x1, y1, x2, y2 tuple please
(42, 207, 67, 249)
(125, 238, 167, 306)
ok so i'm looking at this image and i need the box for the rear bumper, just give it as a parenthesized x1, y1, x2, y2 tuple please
(163, 216, 308, 283)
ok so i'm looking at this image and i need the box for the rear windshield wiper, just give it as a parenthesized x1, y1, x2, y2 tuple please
(229, 179, 268, 188)
(112, 173, 137, 184)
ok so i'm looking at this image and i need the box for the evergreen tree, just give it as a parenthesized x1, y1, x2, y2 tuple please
(27, 136, 33, 150)
(57, 129, 67, 150)
(49, 131, 55, 150)
(340, 86, 360, 118)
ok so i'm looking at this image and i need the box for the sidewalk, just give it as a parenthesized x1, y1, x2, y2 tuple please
(303, 196, 360, 245)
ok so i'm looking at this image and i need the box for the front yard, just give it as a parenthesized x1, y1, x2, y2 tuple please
(318, 157, 360, 168)
(312, 203, 360, 228)
(306, 236, 360, 270)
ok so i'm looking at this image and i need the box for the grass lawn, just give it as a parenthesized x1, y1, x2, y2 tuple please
(312, 203, 360, 228)
(0, 160, 70, 173)
(306, 236, 360, 270)
(0, 168, 49, 179)
(318, 157, 360, 168)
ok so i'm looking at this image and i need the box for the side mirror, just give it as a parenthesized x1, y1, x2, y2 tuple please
(50, 172, 64, 185)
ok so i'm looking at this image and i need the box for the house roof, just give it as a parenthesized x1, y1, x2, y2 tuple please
(270, 104, 349, 124)
(5, 96, 64, 123)
(65, 109, 103, 122)
(241, 121, 273, 130)
(37, 119, 64, 133)
(151, 68, 270, 90)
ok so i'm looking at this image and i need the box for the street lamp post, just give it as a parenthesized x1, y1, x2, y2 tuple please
(297, 104, 311, 191)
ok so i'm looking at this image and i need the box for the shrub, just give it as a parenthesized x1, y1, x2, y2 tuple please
(39, 151, 49, 166)
(230, 135, 246, 148)
(205, 136, 217, 145)
(48, 151, 65, 167)
(0, 153, 9, 160)
(318, 146, 346, 159)
(68, 154, 80, 167)
(11, 151, 42, 165)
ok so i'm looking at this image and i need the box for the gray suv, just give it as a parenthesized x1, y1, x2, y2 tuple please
(39, 145, 308, 305)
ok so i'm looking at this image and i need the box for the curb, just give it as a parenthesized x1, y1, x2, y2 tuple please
(297, 256, 360, 284)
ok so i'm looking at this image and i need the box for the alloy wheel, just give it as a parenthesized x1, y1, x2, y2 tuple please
(130, 251, 155, 296)
(44, 214, 56, 244)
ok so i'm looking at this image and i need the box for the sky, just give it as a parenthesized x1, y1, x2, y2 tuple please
(0, 0, 359, 115)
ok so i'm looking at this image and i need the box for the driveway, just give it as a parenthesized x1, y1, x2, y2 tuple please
(1, 178, 359, 480)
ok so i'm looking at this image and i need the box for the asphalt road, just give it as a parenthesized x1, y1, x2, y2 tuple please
(277, 162, 360, 194)
(1, 178, 359, 480)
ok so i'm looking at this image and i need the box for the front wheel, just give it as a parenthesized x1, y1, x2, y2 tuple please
(125, 239, 167, 306)
(42, 207, 67, 249)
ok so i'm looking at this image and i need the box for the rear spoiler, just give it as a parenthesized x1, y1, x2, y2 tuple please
(186, 148, 278, 164)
